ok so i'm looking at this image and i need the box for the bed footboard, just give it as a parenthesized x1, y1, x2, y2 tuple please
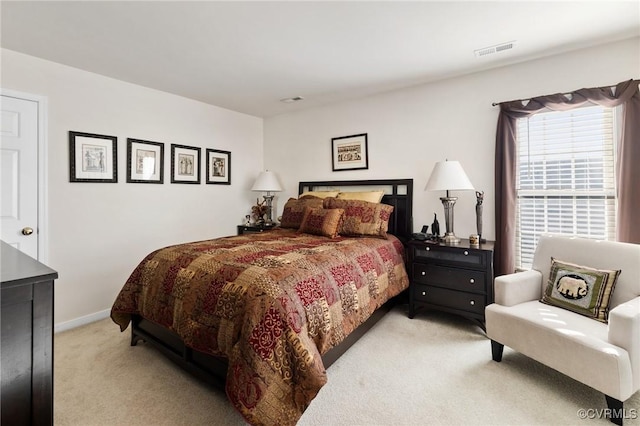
(130, 296, 400, 388)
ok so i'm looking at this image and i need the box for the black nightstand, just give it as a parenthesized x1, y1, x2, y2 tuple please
(237, 224, 277, 235)
(407, 238, 494, 330)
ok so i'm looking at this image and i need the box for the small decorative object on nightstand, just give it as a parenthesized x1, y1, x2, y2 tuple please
(407, 238, 494, 331)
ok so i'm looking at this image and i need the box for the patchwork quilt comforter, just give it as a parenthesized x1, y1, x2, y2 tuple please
(111, 228, 409, 425)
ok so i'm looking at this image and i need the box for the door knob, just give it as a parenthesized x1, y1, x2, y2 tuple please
(22, 227, 34, 236)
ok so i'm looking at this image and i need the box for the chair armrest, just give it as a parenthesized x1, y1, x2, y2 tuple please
(608, 296, 640, 391)
(494, 269, 543, 307)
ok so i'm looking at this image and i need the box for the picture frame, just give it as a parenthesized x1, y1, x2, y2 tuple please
(206, 148, 231, 185)
(69, 131, 118, 183)
(331, 133, 368, 171)
(170, 143, 201, 184)
(127, 138, 164, 184)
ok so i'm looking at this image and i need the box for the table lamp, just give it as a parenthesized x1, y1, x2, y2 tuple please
(251, 170, 283, 225)
(425, 160, 474, 245)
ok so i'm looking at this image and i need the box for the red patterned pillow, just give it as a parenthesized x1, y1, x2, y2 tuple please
(323, 197, 394, 238)
(280, 196, 324, 229)
(298, 207, 345, 238)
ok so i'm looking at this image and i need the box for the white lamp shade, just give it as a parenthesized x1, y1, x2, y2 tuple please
(251, 171, 283, 192)
(425, 160, 474, 192)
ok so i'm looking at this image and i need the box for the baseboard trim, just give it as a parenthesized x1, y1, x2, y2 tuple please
(54, 309, 111, 334)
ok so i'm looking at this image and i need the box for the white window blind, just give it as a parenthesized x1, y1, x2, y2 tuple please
(515, 105, 617, 269)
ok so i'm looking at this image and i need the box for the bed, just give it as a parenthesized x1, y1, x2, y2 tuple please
(111, 178, 413, 425)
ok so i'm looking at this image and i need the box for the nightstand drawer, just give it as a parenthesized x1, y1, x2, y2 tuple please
(413, 246, 485, 268)
(412, 264, 486, 294)
(413, 285, 486, 315)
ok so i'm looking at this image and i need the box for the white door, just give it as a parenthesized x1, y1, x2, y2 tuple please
(1, 95, 39, 258)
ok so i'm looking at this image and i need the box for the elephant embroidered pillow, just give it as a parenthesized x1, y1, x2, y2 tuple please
(540, 257, 621, 323)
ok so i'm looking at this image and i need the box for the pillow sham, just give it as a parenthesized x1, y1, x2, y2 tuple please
(323, 197, 394, 238)
(299, 190, 340, 199)
(336, 190, 384, 203)
(280, 196, 324, 229)
(540, 257, 621, 323)
(298, 207, 344, 238)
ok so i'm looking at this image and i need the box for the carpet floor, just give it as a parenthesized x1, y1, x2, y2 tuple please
(54, 305, 640, 425)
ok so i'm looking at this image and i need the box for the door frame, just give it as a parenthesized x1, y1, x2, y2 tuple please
(1, 88, 49, 263)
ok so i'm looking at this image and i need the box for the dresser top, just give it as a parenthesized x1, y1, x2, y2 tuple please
(1, 241, 58, 288)
(407, 238, 495, 251)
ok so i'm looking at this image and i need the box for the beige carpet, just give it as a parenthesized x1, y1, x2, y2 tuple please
(54, 305, 640, 425)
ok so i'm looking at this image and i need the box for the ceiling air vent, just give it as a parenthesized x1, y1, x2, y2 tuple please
(474, 41, 517, 58)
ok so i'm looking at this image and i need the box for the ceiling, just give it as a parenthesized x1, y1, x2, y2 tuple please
(2, 1, 638, 118)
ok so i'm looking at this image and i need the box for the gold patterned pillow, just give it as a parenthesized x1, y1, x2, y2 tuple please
(299, 190, 340, 199)
(336, 190, 384, 203)
(298, 207, 344, 238)
(540, 257, 621, 323)
(280, 196, 324, 229)
(323, 197, 394, 238)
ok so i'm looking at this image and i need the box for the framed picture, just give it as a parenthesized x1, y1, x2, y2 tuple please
(69, 131, 117, 182)
(331, 133, 368, 171)
(206, 148, 231, 185)
(170, 143, 201, 184)
(127, 138, 164, 184)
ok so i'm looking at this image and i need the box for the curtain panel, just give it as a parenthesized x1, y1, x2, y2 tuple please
(494, 79, 640, 277)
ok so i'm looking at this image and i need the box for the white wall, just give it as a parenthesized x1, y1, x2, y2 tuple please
(1, 49, 264, 328)
(264, 37, 640, 241)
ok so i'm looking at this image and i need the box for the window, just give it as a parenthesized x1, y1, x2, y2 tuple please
(515, 105, 618, 269)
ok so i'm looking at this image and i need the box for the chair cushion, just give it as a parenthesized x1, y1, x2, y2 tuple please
(540, 257, 621, 323)
(485, 300, 634, 400)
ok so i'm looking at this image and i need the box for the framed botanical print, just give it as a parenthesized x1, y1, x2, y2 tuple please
(69, 131, 118, 182)
(206, 148, 231, 185)
(127, 138, 164, 184)
(170, 143, 201, 184)
(331, 133, 368, 171)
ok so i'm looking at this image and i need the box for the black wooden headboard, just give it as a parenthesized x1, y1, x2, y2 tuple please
(298, 179, 413, 241)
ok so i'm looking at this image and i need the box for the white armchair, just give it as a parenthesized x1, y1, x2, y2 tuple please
(485, 235, 640, 425)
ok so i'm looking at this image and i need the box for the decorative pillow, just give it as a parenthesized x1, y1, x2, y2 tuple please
(540, 257, 621, 323)
(299, 190, 340, 199)
(280, 196, 324, 229)
(336, 190, 384, 203)
(298, 207, 344, 238)
(323, 197, 394, 238)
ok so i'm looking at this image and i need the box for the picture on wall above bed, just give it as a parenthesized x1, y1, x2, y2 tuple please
(205, 148, 231, 185)
(170, 143, 201, 184)
(126, 138, 164, 184)
(331, 133, 368, 171)
(69, 131, 118, 183)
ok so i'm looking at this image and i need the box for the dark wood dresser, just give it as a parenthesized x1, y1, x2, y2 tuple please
(1, 241, 57, 426)
(407, 238, 494, 330)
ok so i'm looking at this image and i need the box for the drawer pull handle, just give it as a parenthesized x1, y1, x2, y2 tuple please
(464, 250, 469, 256)
(422, 291, 426, 296)
(470, 278, 475, 284)
(421, 271, 426, 276)
(426, 247, 430, 251)
(470, 300, 475, 306)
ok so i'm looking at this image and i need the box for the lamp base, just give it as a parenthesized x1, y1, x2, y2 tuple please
(440, 196, 460, 245)
(442, 232, 460, 245)
(263, 194, 275, 225)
